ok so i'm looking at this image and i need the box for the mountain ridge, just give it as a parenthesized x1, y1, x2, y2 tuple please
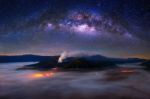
(10, 54, 146, 70)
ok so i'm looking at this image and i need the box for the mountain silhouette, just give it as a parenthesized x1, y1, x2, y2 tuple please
(15, 54, 145, 70)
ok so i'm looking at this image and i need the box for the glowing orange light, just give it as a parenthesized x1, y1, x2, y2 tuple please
(121, 70, 134, 73)
(33, 73, 44, 78)
(119, 68, 136, 74)
(31, 71, 55, 79)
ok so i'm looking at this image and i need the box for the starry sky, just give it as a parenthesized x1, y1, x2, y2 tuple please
(0, 0, 149, 59)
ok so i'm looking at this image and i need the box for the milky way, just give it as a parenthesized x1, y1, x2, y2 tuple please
(0, 0, 149, 59)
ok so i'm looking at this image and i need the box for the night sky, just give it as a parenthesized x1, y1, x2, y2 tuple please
(0, 0, 149, 59)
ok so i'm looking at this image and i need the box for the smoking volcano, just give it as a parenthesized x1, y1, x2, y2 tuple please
(17, 52, 144, 71)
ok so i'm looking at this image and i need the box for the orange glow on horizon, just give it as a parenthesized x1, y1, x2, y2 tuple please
(0, 52, 149, 60)
(128, 53, 150, 60)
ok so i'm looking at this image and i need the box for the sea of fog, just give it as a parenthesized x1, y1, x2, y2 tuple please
(0, 62, 150, 99)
